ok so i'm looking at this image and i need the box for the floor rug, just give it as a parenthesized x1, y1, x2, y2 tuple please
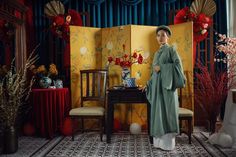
(1, 132, 235, 157)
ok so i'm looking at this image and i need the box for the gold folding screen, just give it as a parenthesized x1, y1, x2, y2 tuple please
(70, 22, 193, 130)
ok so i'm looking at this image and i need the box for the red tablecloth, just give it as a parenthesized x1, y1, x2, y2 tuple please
(31, 88, 70, 138)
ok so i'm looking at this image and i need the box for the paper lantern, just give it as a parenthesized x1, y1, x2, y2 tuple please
(209, 132, 233, 148)
(218, 133, 233, 148)
(130, 123, 141, 134)
(23, 123, 35, 136)
(142, 123, 147, 130)
(208, 133, 219, 144)
(61, 117, 73, 136)
(113, 118, 121, 132)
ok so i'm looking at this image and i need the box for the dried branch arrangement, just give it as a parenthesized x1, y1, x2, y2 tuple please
(0, 46, 39, 128)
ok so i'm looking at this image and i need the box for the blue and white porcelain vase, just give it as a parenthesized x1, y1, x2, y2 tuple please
(121, 68, 130, 86)
(39, 77, 52, 88)
(126, 78, 136, 87)
(53, 79, 63, 88)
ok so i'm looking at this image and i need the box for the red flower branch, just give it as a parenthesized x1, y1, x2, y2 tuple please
(107, 50, 144, 69)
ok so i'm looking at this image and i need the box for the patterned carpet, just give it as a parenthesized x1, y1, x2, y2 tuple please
(0, 132, 235, 157)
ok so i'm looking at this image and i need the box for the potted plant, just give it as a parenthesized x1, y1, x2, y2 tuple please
(0, 51, 38, 154)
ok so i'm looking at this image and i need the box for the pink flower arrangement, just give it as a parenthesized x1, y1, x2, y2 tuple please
(214, 33, 236, 88)
(216, 33, 236, 55)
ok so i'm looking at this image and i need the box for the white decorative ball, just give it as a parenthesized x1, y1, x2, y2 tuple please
(130, 123, 141, 134)
(209, 133, 219, 144)
(218, 133, 233, 148)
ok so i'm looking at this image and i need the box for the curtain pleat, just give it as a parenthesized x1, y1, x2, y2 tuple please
(117, 1, 120, 26)
(108, 0, 113, 27)
(15, 23, 27, 71)
(119, 0, 142, 5)
(133, 5, 137, 24)
(97, 5, 101, 27)
(84, 0, 105, 5)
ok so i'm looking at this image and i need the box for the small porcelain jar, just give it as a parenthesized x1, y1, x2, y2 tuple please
(53, 79, 63, 88)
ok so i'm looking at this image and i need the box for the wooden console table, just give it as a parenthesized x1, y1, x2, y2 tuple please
(106, 87, 152, 143)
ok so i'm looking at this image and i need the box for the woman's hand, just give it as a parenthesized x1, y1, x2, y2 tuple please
(141, 85, 147, 92)
(154, 65, 161, 72)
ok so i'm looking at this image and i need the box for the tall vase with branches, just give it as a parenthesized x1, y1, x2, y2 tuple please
(195, 34, 236, 133)
(0, 47, 38, 153)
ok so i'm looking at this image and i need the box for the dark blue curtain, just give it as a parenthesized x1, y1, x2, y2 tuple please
(61, 0, 192, 27)
(33, 0, 227, 71)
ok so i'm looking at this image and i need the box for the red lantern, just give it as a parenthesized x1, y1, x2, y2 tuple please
(142, 123, 147, 130)
(113, 118, 121, 132)
(60, 117, 73, 136)
(23, 123, 35, 136)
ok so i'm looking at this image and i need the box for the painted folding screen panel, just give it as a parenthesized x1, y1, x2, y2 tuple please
(70, 26, 102, 108)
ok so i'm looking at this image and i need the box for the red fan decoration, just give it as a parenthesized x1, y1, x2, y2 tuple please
(174, 7, 213, 43)
(44, 0, 83, 68)
(174, 0, 216, 65)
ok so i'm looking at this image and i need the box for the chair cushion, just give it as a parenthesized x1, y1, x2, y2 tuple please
(179, 107, 193, 117)
(69, 106, 105, 116)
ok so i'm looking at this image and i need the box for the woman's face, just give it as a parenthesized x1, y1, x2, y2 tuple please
(156, 30, 169, 45)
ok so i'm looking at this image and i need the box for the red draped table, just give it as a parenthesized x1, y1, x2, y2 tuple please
(31, 88, 70, 138)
